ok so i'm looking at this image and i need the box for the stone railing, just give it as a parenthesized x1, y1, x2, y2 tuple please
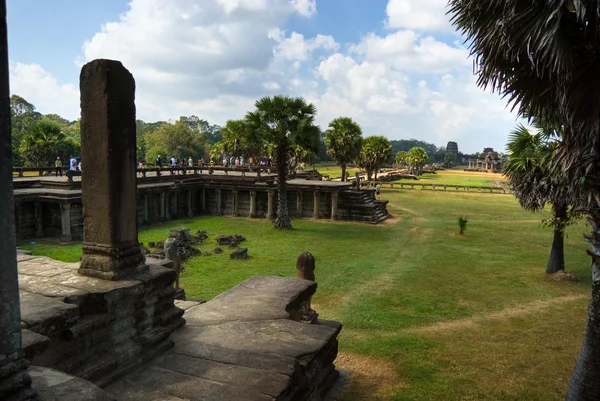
(13, 166, 62, 177)
(14, 165, 275, 182)
(360, 181, 510, 194)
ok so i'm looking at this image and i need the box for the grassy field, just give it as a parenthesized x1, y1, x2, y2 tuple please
(20, 188, 591, 400)
(394, 169, 506, 187)
(313, 162, 361, 179)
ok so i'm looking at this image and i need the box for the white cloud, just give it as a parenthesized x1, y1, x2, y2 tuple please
(9, 62, 79, 120)
(8, 0, 521, 153)
(349, 31, 469, 73)
(386, 0, 453, 32)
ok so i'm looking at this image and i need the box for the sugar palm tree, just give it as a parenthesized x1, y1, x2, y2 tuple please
(245, 96, 320, 229)
(324, 117, 363, 182)
(504, 123, 580, 274)
(449, 1, 600, 397)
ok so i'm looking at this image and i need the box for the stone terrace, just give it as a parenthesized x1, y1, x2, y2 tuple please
(16, 253, 341, 400)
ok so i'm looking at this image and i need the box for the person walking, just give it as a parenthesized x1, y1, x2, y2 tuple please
(156, 155, 162, 168)
(375, 184, 381, 200)
(55, 156, 62, 177)
(188, 156, 193, 167)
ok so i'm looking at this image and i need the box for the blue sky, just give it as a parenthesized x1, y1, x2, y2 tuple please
(6, 0, 519, 153)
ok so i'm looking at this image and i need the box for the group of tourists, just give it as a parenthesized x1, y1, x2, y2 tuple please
(153, 155, 207, 171)
(54, 154, 81, 177)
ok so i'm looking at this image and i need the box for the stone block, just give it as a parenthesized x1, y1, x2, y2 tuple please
(19, 291, 80, 335)
(29, 366, 116, 401)
(230, 247, 248, 260)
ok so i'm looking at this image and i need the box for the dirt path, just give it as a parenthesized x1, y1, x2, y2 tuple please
(405, 294, 587, 335)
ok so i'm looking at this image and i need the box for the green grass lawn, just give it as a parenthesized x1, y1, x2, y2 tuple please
(20, 189, 591, 400)
(394, 169, 506, 187)
(314, 162, 361, 179)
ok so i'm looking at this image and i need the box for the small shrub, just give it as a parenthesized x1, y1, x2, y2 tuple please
(458, 216, 468, 235)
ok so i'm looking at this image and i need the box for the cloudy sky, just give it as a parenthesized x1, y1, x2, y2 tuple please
(7, 0, 521, 153)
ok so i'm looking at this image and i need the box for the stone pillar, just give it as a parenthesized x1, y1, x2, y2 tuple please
(232, 189, 239, 217)
(201, 187, 206, 212)
(267, 190, 274, 220)
(249, 190, 257, 218)
(216, 188, 222, 215)
(313, 191, 320, 219)
(78, 59, 145, 280)
(160, 192, 166, 219)
(165, 193, 171, 220)
(34, 201, 44, 238)
(331, 192, 339, 221)
(296, 191, 303, 217)
(60, 203, 72, 242)
(0, 0, 36, 395)
(143, 195, 149, 224)
(187, 189, 193, 217)
(172, 192, 178, 218)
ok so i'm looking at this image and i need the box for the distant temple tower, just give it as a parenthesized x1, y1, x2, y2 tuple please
(446, 141, 459, 163)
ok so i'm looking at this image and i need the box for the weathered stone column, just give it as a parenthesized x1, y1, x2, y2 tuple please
(60, 203, 72, 242)
(187, 189, 193, 217)
(331, 192, 338, 221)
(78, 59, 145, 280)
(34, 201, 44, 238)
(143, 195, 149, 224)
(313, 191, 320, 219)
(165, 193, 171, 220)
(201, 187, 206, 212)
(0, 0, 35, 395)
(216, 188, 222, 215)
(172, 192, 178, 218)
(232, 189, 239, 217)
(249, 190, 257, 218)
(267, 190, 274, 220)
(296, 190, 303, 217)
(160, 192, 166, 219)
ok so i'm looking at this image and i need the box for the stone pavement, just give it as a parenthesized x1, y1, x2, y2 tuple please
(106, 276, 342, 401)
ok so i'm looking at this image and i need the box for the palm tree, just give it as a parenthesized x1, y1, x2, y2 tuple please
(246, 96, 320, 229)
(324, 117, 363, 182)
(504, 123, 579, 274)
(448, 1, 600, 397)
(406, 146, 429, 176)
(19, 120, 67, 166)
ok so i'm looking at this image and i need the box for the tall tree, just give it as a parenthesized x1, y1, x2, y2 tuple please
(504, 123, 579, 274)
(357, 136, 392, 181)
(406, 146, 429, 176)
(245, 95, 320, 229)
(324, 117, 363, 182)
(144, 120, 205, 163)
(10, 95, 41, 164)
(395, 151, 408, 167)
(19, 120, 76, 166)
(219, 119, 261, 160)
(448, 1, 600, 397)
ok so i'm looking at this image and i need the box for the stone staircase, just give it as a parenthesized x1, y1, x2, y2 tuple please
(338, 190, 389, 224)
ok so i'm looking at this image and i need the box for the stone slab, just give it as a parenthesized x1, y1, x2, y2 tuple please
(154, 353, 291, 396)
(29, 366, 116, 401)
(21, 329, 50, 360)
(184, 275, 317, 326)
(19, 291, 80, 335)
(105, 366, 273, 401)
(174, 319, 339, 359)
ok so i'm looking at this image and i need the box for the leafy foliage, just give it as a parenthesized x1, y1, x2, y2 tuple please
(19, 120, 78, 167)
(395, 150, 408, 167)
(406, 146, 429, 175)
(357, 136, 392, 180)
(144, 120, 205, 164)
(325, 117, 363, 181)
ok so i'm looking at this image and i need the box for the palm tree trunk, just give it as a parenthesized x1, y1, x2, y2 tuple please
(367, 169, 372, 181)
(546, 204, 567, 274)
(274, 146, 292, 230)
(566, 211, 600, 399)
(341, 164, 346, 182)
